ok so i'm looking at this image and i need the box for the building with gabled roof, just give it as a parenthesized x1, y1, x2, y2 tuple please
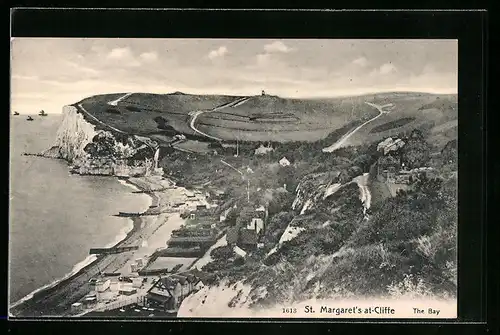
(238, 229, 258, 251)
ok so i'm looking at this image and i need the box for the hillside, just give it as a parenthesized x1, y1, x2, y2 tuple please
(171, 128, 458, 316)
(346, 93, 457, 149)
(75, 92, 243, 142)
(74, 92, 456, 149)
(196, 94, 378, 142)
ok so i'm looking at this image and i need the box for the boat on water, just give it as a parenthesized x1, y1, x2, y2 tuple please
(13, 111, 19, 115)
(39, 110, 48, 116)
(26, 116, 34, 121)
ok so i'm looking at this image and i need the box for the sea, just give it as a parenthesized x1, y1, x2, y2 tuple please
(9, 115, 151, 307)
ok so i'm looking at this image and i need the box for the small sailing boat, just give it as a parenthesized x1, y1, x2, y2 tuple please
(13, 111, 19, 115)
(39, 110, 47, 116)
(26, 116, 34, 121)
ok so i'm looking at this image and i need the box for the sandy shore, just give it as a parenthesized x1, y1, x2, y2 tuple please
(9, 174, 200, 318)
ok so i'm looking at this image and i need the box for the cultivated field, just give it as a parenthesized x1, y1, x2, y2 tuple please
(196, 95, 378, 142)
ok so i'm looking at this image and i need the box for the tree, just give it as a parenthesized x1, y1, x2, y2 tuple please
(268, 191, 293, 215)
(441, 139, 457, 166)
(401, 133, 432, 168)
(210, 245, 234, 260)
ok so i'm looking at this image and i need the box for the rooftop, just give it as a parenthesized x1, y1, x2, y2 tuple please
(239, 229, 258, 245)
(168, 236, 217, 243)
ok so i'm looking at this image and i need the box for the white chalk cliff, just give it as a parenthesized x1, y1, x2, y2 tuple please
(43, 105, 162, 177)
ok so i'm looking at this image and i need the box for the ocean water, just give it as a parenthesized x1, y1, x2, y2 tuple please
(9, 115, 151, 306)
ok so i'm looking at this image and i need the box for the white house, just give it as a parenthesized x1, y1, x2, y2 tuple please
(219, 208, 232, 222)
(95, 279, 111, 293)
(132, 277, 143, 288)
(279, 157, 291, 167)
(247, 218, 265, 234)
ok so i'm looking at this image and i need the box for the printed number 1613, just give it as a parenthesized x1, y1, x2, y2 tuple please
(282, 308, 297, 314)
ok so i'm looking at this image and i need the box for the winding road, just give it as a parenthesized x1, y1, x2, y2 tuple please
(188, 96, 251, 141)
(322, 101, 390, 153)
(108, 93, 134, 106)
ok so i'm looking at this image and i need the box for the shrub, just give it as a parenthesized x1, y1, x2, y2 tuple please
(125, 105, 142, 112)
(105, 108, 121, 114)
(387, 274, 435, 299)
(369, 117, 416, 133)
(210, 245, 235, 260)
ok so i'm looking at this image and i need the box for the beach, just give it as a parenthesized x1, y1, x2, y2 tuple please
(9, 174, 201, 317)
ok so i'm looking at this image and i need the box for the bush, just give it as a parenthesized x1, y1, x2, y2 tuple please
(233, 256, 245, 266)
(210, 245, 234, 260)
(105, 108, 121, 114)
(370, 117, 416, 133)
(125, 105, 142, 112)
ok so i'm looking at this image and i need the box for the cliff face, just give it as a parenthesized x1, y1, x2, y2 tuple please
(292, 170, 342, 214)
(43, 105, 162, 177)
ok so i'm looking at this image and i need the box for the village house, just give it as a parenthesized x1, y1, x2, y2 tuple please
(196, 204, 208, 211)
(377, 137, 406, 155)
(167, 235, 217, 251)
(226, 227, 240, 246)
(238, 229, 259, 251)
(376, 155, 402, 182)
(119, 286, 137, 296)
(219, 207, 232, 222)
(247, 217, 265, 235)
(145, 271, 207, 311)
(279, 157, 291, 167)
(226, 226, 259, 251)
(95, 279, 111, 293)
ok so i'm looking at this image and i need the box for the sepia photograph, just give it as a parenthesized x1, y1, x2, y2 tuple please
(9, 38, 458, 319)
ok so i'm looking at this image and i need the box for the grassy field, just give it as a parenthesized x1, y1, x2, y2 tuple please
(172, 140, 212, 154)
(369, 117, 416, 133)
(76, 92, 242, 137)
(123, 93, 242, 114)
(196, 95, 378, 142)
(74, 91, 456, 148)
(346, 93, 457, 150)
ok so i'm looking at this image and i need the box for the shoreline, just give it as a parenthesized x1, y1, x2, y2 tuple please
(9, 175, 155, 317)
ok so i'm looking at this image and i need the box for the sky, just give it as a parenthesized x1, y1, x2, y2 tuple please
(10, 38, 457, 114)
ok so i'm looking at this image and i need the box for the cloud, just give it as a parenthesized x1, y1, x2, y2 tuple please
(106, 47, 140, 67)
(208, 46, 228, 60)
(369, 62, 397, 76)
(264, 41, 293, 53)
(106, 47, 131, 60)
(379, 62, 397, 75)
(139, 51, 158, 62)
(64, 60, 100, 75)
(352, 56, 368, 67)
